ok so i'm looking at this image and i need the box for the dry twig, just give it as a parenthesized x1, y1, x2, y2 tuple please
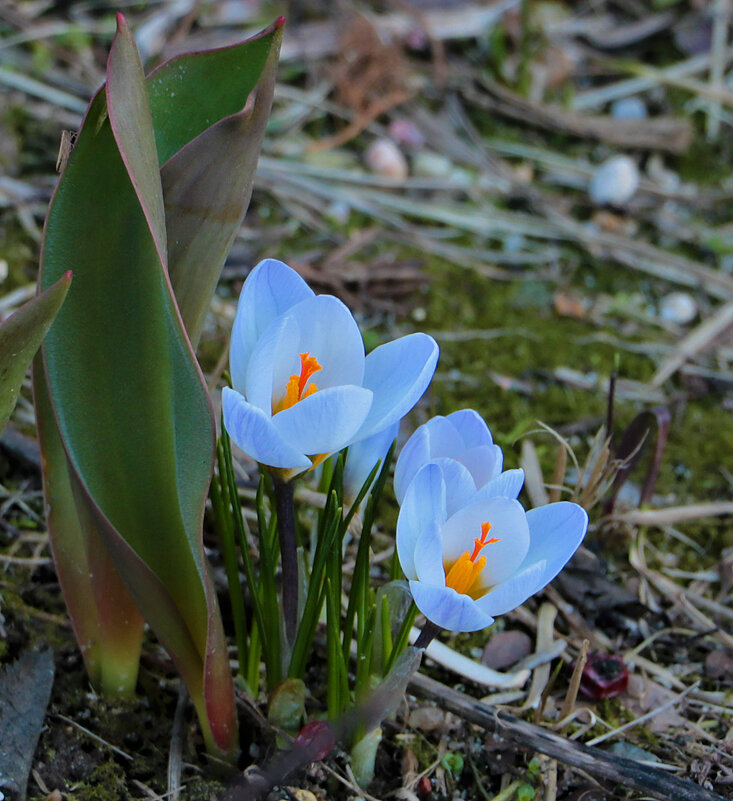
(409, 673, 728, 801)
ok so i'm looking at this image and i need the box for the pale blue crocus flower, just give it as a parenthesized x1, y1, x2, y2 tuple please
(394, 409, 522, 504)
(342, 422, 400, 506)
(223, 259, 439, 479)
(397, 461, 588, 632)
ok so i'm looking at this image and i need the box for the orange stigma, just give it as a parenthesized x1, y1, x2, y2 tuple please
(444, 521, 500, 598)
(470, 522, 500, 561)
(274, 351, 322, 413)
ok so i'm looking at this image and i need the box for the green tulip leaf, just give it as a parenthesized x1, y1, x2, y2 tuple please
(0, 272, 70, 434)
(33, 360, 145, 698)
(37, 15, 280, 757)
(162, 22, 280, 345)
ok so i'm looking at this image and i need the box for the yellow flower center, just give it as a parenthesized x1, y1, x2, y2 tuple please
(444, 521, 499, 598)
(273, 352, 322, 414)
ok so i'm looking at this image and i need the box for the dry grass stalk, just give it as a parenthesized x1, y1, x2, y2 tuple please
(571, 52, 724, 111)
(548, 444, 567, 503)
(614, 503, 733, 525)
(706, 0, 730, 140)
(558, 639, 589, 734)
(409, 628, 530, 690)
(465, 80, 692, 153)
(523, 602, 557, 712)
(652, 299, 733, 385)
(586, 681, 700, 748)
(520, 439, 549, 508)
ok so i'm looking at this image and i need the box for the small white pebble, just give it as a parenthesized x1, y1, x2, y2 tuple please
(590, 155, 640, 206)
(611, 96, 647, 120)
(503, 232, 525, 254)
(412, 151, 452, 178)
(364, 139, 408, 180)
(660, 291, 698, 324)
(0, 259, 7, 283)
(325, 200, 350, 225)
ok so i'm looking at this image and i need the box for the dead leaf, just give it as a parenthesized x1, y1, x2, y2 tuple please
(408, 705, 446, 732)
(0, 649, 55, 801)
(623, 674, 690, 734)
(704, 650, 733, 682)
(482, 630, 532, 670)
(553, 289, 590, 319)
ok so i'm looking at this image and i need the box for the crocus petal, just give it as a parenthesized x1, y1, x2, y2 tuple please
(393, 426, 431, 504)
(431, 458, 477, 517)
(476, 560, 548, 617)
(230, 259, 313, 391)
(518, 502, 588, 595)
(447, 409, 493, 448)
(244, 313, 298, 413)
(473, 468, 525, 503)
(343, 421, 399, 503)
(222, 387, 311, 470)
(458, 444, 504, 489)
(272, 385, 372, 456)
(393, 417, 461, 503)
(441, 497, 529, 586)
(422, 416, 463, 458)
(272, 294, 365, 391)
(413, 519, 446, 586)
(358, 333, 439, 439)
(409, 581, 494, 632)
(397, 463, 446, 581)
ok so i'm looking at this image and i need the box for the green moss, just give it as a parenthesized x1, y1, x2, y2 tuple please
(419, 250, 733, 502)
(180, 778, 227, 801)
(677, 130, 733, 187)
(660, 405, 733, 497)
(70, 762, 128, 801)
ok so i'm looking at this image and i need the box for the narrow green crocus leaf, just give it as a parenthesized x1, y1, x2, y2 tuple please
(0, 272, 70, 433)
(38, 14, 241, 757)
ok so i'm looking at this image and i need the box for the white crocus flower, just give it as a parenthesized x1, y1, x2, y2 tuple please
(223, 259, 439, 479)
(394, 409, 522, 504)
(397, 461, 588, 632)
(342, 421, 400, 506)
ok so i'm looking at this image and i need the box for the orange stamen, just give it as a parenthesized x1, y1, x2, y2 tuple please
(444, 521, 500, 598)
(275, 352, 322, 413)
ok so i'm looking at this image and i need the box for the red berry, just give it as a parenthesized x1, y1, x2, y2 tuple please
(293, 720, 335, 761)
(579, 653, 629, 700)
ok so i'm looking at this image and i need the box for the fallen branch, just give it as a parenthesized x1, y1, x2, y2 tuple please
(465, 79, 692, 154)
(652, 299, 733, 385)
(409, 672, 727, 801)
(611, 502, 733, 526)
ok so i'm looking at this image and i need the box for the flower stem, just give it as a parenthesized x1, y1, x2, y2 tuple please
(413, 619, 441, 650)
(274, 477, 298, 644)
